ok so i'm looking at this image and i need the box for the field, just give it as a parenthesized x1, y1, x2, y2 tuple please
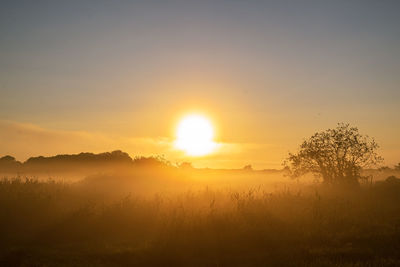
(1, 169, 400, 266)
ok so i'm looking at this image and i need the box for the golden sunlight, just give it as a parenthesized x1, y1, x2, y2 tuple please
(174, 114, 217, 156)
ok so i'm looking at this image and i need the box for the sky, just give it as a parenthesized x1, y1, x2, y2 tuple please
(1, 0, 399, 169)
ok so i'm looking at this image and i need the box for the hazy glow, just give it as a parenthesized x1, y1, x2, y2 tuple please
(1, 1, 399, 168)
(175, 115, 216, 156)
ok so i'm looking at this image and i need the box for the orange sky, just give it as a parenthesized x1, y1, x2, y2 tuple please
(0, 1, 399, 168)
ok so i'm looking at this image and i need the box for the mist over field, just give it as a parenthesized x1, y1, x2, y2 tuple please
(1, 150, 400, 266)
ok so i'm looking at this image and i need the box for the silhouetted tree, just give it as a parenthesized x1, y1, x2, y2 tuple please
(0, 155, 16, 162)
(284, 123, 383, 186)
(132, 155, 170, 168)
(378, 166, 391, 171)
(243, 165, 253, 171)
(179, 162, 193, 169)
(0, 155, 22, 171)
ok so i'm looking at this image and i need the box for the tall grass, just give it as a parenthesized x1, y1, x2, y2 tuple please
(0, 177, 400, 266)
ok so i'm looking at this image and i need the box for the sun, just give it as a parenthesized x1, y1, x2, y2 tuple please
(174, 114, 217, 156)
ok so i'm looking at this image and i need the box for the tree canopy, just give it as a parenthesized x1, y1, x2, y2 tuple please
(284, 123, 383, 185)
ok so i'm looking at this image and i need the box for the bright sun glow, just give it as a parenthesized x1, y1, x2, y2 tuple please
(175, 114, 217, 156)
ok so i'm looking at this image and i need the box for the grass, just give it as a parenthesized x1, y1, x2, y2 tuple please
(0, 176, 400, 266)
